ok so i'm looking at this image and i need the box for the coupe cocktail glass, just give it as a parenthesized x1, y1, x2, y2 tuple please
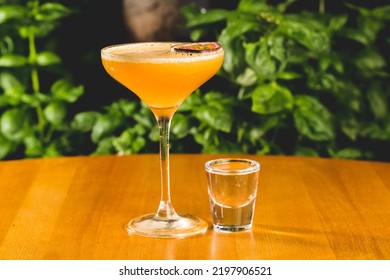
(101, 42, 224, 238)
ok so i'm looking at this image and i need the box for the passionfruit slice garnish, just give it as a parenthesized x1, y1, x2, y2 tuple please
(171, 42, 222, 52)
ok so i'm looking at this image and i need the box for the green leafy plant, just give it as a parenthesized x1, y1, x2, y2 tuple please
(70, 99, 159, 156)
(0, 0, 210, 159)
(1, 0, 390, 162)
(175, 0, 390, 160)
(0, 0, 84, 159)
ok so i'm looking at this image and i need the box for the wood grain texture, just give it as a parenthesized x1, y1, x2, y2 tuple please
(0, 154, 389, 260)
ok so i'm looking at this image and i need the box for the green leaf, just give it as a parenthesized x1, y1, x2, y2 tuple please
(0, 96, 6, 107)
(332, 148, 363, 160)
(235, 68, 258, 86)
(0, 36, 13, 55)
(277, 71, 301, 80)
(0, 54, 28, 67)
(238, 0, 271, 13)
(0, 133, 14, 159)
(358, 17, 384, 44)
(245, 39, 277, 79)
(19, 22, 58, 39)
(224, 12, 261, 39)
(116, 99, 137, 117)
(71, 111, 101, 132)
(0, 72, 24, 92)
(341, 9, 385, 45)
(133, 104, 154, 128)
(267, 34, 286, 62)
(108, 99, 136, 116)
(218, 13, 262, 78)
(192, 126, 216, 147)
(355, 49, 386, 73)
(92, 137, 115, 155)
(255, 138, 271, 155)
(35, 3, 72, 21)
(341, 28, 370, 45)
(294, 146, 319, 157)
(171, 113, 190, 139)
(180, 2, 201, 21)
(251, 82, 294, 114)
(112, 128, 146, 155)
(23, 134, 44, 158)
(194, 105, 232, 133)
(359, 122, 389, 140)
(328, 14, 348, 31)
(44, 141, 67, 158)
(91, 114, 122, 143)
(372, 5, 390, 20)
(43, 102, 67, 125)
(340, 114, 359, 141)
(346, 3, 390, 41)
(0, 5, 27, 24)
(203, 138, 243, 154)
(218, 30, 247, 77)
(36, 51, 61, 66)
(178, 90, 202, 112)
(148, 126, 159, 142)
(319, 55, 344, 74)
(367, 82, 388, 120)
(248, 116, 279, 144)
(278, 18, 329, 53)
(133, 123, 146, 136)
(0, 108, 28, 141)
(51, 79, 84, 103)
(293, 95, 334, 141)
(21, 92, 49, 107)
(189, 29, 206, 41)
(204, 91, 233, 106)
(248, 126, 265, 145)
(185, 9, 231, 28)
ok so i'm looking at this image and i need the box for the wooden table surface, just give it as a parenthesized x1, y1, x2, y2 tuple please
(0, 154, 389, 260)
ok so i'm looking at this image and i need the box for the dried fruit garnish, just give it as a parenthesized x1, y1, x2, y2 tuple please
(171, 42, 222, 52)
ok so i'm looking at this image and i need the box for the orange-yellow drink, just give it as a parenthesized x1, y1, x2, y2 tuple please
(101, 42, 224, 117)
(101, 42, 224, 238)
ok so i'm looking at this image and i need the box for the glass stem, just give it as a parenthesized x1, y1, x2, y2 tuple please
(155, 115, 179, 220)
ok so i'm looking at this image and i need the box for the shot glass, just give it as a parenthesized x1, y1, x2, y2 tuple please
(205, 158, 260, 232)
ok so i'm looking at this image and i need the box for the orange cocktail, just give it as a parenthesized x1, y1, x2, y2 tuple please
(101, 42, 224, 117)
(101, 42, 224, 238)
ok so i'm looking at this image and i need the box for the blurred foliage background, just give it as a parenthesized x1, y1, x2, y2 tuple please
(0, 0, 389, 161)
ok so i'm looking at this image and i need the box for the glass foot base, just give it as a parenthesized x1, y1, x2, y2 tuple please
(126, 213, 209, 238)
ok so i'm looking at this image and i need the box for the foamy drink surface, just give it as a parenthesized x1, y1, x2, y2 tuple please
(101, 42, 224, 116)
(102, 42, 224, 63)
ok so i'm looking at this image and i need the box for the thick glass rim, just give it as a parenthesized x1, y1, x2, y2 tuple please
(205, 158, 260, 175)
